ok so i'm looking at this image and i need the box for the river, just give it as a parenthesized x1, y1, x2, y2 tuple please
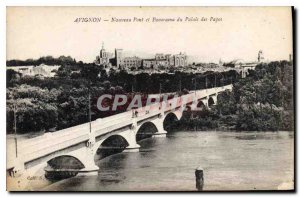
(33, 131, 294, 191)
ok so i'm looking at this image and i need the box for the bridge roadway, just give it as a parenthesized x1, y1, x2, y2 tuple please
(7, 85, 232, 178)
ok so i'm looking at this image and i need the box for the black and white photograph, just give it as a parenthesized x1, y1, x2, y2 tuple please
(5, 6, 294, 191)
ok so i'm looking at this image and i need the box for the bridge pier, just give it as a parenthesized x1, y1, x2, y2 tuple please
(121, 122, 140, 152)
(210, 94, 218, 105)
(123, 131, 140, 152)
(69, 142, 99, 176)
(78, 131, 99, 175)
(78, 155, 99, 176)
(152, 113, 168, 137)
(199, 98, 209, 109)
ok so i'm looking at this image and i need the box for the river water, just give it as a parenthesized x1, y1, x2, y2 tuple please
(35, 131, 294, 191)
(8, 131, 292, 191)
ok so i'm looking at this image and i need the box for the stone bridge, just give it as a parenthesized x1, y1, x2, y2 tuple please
(7, 85, 232, 178)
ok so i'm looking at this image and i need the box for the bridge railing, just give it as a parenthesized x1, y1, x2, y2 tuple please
(18, 123, 90, 149)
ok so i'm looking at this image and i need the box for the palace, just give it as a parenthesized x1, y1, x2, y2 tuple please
(142, 52, 187, 69)
(95, 42, 188, 70)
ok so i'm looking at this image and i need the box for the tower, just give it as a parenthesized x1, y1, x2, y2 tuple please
(115, 49, 123, 68)
(258, 50, 264, 63)
(219, 59, 223, 66)
(98, 42, 109, 65)
(100, 42, 106, 58)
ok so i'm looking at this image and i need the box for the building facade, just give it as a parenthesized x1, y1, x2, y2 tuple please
(122, 56, 142, 69)
(7, 64, 60, 78)
(142, 52, 187, 69)
(115, 49, 123, 69)
(173, 52, 187, 67)
(94, 43, 188, 70)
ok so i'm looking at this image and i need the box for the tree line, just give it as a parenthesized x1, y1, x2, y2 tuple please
(6, 61, 239, 134)
(6, 56, 77, 67)
(175, 60, 294, 131)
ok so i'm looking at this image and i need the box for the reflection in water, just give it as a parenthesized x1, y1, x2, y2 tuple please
(45, 169, 79, 181)
(44, 155, 84, 181)
(97, 147, 126, 160)
(96, 135, 129, 160)
(136, 122, 158, 142)
(41, 131, 293, 191)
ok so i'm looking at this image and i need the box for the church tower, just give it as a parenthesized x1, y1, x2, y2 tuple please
(258, 50, 264, 63)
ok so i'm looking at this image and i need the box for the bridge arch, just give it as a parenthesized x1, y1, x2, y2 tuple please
(184, 105, 192, 112)
(45, 155, 85, 180)
(163, 112, 180, 132)
(208, 97, 215, 107)
(96, 135, 129, 159)
(136, 121, 158, 142)
(47, 155, 85, 170)
(197, 101, 206, 109)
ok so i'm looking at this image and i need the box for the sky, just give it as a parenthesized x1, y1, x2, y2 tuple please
(7, 7, 293, 63)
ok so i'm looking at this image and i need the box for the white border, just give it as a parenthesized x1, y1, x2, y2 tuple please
(1, 0, 299, 196)
(1, 0, 299, 6)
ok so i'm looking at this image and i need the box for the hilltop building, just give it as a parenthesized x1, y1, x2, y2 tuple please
(7, 64, 60, 78)
(94, 42, 188, 70)
(95, 43, 113, 68)
(122, 56, 142, 70)
(142, 52, 187, 69)
(115, 49, 123, 69)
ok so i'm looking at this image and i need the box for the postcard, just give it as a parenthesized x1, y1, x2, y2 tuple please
(6, 6, 294, 191)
